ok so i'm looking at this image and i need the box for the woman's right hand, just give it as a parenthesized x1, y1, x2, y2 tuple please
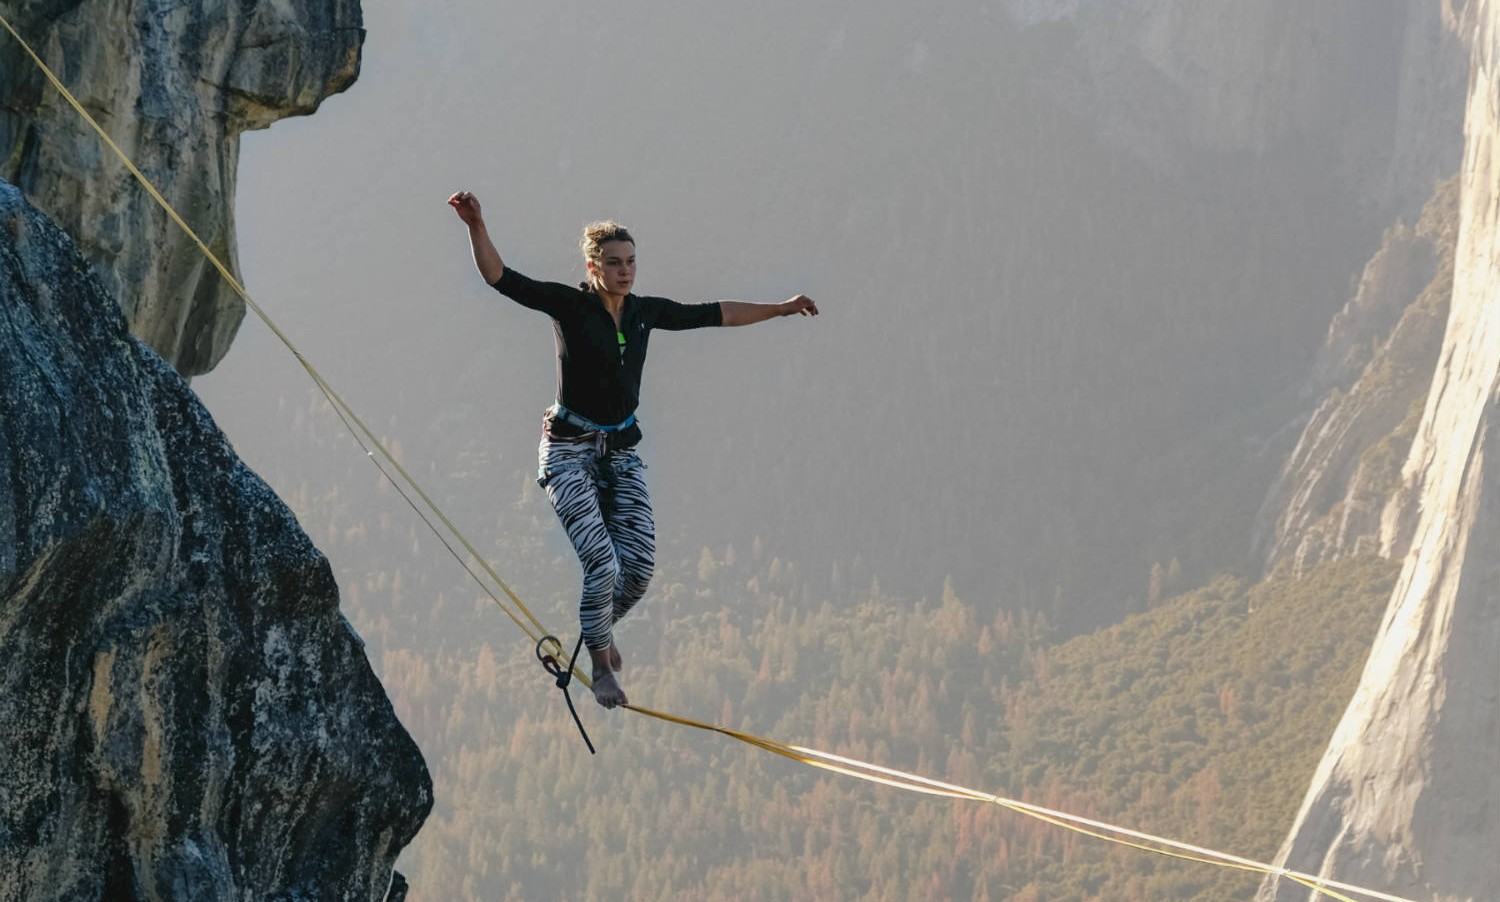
(451, 191, 506, 283)
(447, 191, 484, 227)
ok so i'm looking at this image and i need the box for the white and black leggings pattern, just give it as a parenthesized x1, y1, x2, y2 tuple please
(538, 439, 656, 652)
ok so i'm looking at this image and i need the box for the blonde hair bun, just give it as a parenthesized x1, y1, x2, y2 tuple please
(580, 220, 634, 262)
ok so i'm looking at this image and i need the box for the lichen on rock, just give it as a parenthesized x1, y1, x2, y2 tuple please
(0, 0, 364, 376)
(0, 179, 428, 900)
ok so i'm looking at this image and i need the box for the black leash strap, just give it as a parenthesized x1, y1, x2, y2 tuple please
(536, 634, 596, 754)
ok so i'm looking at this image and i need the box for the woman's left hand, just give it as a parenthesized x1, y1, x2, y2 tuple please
(783, 295, 819, 317)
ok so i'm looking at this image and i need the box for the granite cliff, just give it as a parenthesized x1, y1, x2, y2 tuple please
(1255, 2, 1500, 899)
(0, 0, 363, 376)
(1036, 3, 1500, 894)
(1006, 2, 1497, 897)
(0, 180, 429, 899)
(0, 1, 429, 897)
(1254, 178, 1458, 579)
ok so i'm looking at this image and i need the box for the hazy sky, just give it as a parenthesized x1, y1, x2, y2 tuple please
(183, 3, 1470, 896)
(196, 0, 1445, 627)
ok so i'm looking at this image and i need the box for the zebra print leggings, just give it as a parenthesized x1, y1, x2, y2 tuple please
(538, 438, 657, 652)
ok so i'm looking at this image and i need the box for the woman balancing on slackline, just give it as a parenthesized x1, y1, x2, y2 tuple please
(448, 191, 818, 709)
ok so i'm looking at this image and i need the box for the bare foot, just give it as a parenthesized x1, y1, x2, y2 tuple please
(608, 642, 623, 672)
(588, 645, 628, 708)
(591, 669, 628, 708)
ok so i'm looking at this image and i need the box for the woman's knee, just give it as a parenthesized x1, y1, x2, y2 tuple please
(617, 553, 654, 589)
(580, 551, 621, 593)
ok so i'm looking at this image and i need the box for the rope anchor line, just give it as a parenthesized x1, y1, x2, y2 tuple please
(0, 12, 1430, 902)
(536, 634, 595, 754)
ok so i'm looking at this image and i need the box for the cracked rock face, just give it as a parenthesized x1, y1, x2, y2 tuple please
(0, 0, 364, 376)
(0, 180, 428, 900)
(1254, 178, 1458, 579)
(1258, 3, 1500, 899)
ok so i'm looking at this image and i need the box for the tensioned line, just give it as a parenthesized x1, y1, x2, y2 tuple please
(0, 14, 1423, 902)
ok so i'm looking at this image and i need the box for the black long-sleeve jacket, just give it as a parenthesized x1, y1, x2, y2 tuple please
(491, 268, 722, 436)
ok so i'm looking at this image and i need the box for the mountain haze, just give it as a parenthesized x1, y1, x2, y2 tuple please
(190, 1, 1495, 897)
(204, 0, 1465, 633)
(3, 0, 1495, 898)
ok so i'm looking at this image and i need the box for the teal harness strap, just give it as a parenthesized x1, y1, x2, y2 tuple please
(548, 402, 636, 433)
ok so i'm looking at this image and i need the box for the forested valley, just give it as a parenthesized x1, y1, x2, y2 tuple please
(256, 396, 1394, 900)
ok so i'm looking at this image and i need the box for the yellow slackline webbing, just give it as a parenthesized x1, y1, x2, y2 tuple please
(627, 702, 1402, 902)
(0, 14, 1423, 902)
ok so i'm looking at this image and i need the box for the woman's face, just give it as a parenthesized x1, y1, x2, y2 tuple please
(589, 240, 636, 295)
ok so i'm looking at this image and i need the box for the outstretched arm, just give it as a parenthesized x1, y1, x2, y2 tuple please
(447, 191, 505, 284)
(719, 295, 819, 326)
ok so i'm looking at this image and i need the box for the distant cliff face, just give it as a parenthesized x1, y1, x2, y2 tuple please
(1005, 0, 1466, 215)
(0, 181, 429, 899)
(643, 0, 1475, 630)
(1258, 1, 1500, 898)
(1255, 178, 1457, 578)
(1013, 2, 1498, 895)
(0, 0, 363, 376)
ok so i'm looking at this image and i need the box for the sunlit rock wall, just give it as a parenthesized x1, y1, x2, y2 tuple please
(1254, 179, 1458, 578)
(1258, 1, 1500, 898)
(0, 180, 429, 899)
(0, 0, 363, 376)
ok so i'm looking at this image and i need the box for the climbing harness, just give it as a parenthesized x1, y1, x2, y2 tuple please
(0, 14, 1428, 901)
(545, 401, 635, 433)
(544, 402, 637, 458)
